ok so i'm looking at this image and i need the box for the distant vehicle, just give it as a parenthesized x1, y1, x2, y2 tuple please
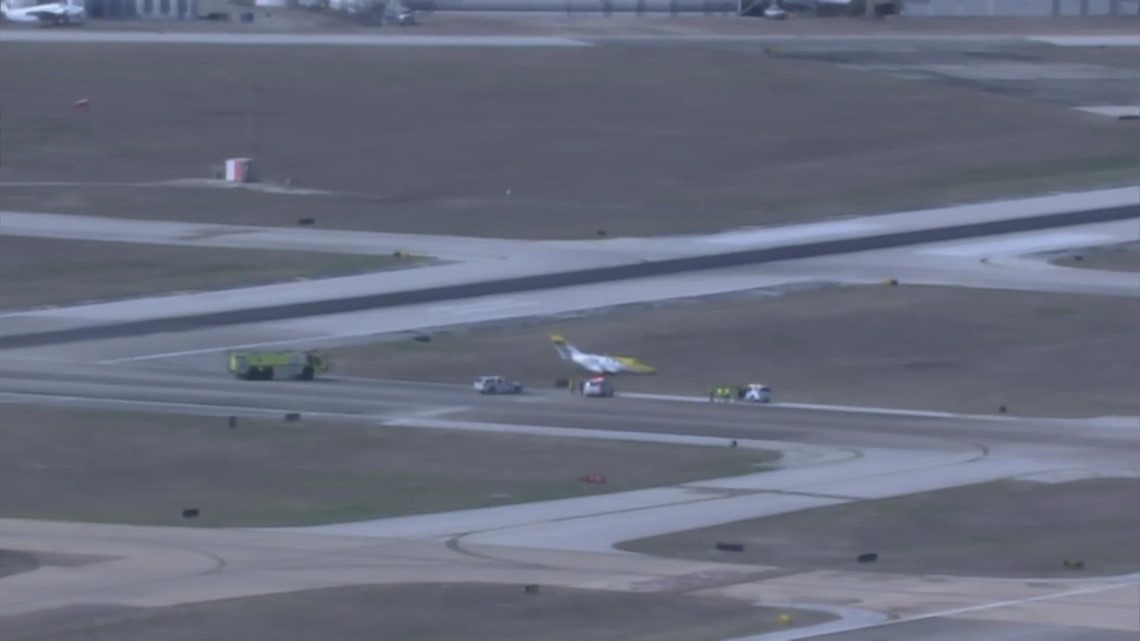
(739, 383, 773, 403)
(474, 375, 524, 395)
(550, 334, 656, 375)
(582, 376, 615, 398)
(0, 0, 85, 25)
(391, 7, 414, 24)
(228, 350, 330, 381)
(758, 0, 787, 18)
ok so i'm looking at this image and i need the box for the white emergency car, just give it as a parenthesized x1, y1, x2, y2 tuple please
(740, 383, 773, 403)
(582, 376, 615, 398)
(474, 375, 524, 395)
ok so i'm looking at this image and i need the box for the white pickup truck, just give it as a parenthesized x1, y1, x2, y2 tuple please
(474, 375, 524, 395)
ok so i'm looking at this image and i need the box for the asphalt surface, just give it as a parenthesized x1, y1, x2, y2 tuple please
(3, 22, 1139, 641)
(4, 218, 1129, 372)
(0, 550, 39, 579)
(1, 364, 1133, 457)
(2, 364, 1136, 641)
(0, 204, 1136, 350)
(800, 616, 1140, 641)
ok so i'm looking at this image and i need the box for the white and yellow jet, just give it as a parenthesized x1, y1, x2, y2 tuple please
(1, 0, 85, 25)
(549, 334, 656, 375)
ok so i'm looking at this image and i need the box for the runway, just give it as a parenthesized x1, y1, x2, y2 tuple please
(1, 363, 1134, 451)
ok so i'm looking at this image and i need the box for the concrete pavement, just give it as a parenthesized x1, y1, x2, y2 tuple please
(0, 367, 1135, 637)
(0, 199, 1135, 367)
(727, 582, 1140, 641)
(0, 210, 561, 262)
(1, 364, 1135, 448)
(0, 187, 1135, 333)
(0, 31, 596, 46)
(1, 184, 1137, 639)
(5, 21, 1140, 49)
(3, 247, 1130, 367)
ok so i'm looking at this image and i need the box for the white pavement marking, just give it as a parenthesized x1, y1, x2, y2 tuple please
(917, 231, 1122, 257)
(721, 604, 890, 641)
(1074, 105, 1140, 120)
(1028, 36, 1140, 47)
(430, 300, 538, 316)
(695, 220, 880, 247)
(620, 392, 1140, 427)
(742, 580, 1140, 641)
(620, 392, 1019, 421)
(379, 416, 811, 454)
(0, 392, 396, 420)
(0, 210, 545, 260)
(0, 31, 595, 46)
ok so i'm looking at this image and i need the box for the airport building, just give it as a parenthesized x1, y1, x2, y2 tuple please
(84, 0, 199, 18)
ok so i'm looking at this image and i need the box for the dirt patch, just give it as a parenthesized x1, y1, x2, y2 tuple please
(1, 43, 1137, 239)
(1049, 241, 1140, 273)
(0, 236, 421, 313)
(0, 404, 773, 527)
(619, 478, 1140, 579)
(330, 284, 1140, 418)
(0, 583, 835, 641)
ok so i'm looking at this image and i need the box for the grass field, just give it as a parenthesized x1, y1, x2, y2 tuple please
(330, 284, 1140, 418)
(1049, 241, 1140, 273)
(0, 236, 422, 312)
(0, 404, 773, 527)
(0, 584, 835, 641)
(2, 43, 1139, 239)
(619, 478, 1140, 579)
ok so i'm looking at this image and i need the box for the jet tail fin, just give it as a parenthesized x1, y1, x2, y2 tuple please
(549, 334, 578, 361)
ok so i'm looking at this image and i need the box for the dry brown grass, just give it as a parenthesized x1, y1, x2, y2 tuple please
(2, 43, 1137, 239)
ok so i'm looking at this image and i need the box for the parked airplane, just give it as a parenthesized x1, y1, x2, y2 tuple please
(550, 334, 657, 375)
(1, 0, 85, 25)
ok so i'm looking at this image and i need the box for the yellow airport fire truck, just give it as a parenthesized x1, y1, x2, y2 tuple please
(227, 350, 330, 381)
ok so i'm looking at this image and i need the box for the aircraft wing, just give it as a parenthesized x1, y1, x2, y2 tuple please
(549, 333, 656, 374)
(614, 356, 657, 374)
(7, 2, 83, 22)
(9, 6, 63, 21)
